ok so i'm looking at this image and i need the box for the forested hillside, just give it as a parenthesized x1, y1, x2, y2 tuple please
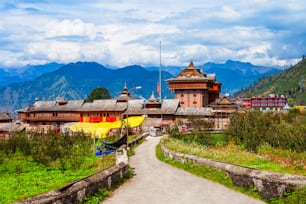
(236, 58, 306, 105)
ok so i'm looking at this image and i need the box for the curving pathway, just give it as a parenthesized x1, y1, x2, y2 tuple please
(102, 136, 264, 204)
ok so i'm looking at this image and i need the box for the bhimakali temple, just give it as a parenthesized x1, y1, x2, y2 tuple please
(167, 60, 221, 108)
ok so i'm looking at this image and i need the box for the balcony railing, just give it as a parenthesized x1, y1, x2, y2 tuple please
(23, 116, 80, 121)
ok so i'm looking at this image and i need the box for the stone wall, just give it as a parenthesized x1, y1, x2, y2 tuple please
(160, 140, 306, 200)
(15, 162, 128, 204)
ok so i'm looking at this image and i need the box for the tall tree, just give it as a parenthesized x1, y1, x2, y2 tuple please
(85, 87, 111, 102)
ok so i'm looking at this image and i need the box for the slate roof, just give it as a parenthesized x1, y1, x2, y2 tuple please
(161, 99, 180, 114)
(175, 107, 214, 116)
(23, 99, 84, 112)
(80, 99, 127, 112)
(0, 112, 12, 121)
(124, 100, 144, 115)
(123, 99, 180, 115)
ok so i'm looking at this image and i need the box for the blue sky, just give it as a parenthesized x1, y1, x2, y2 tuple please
(0, 0, 305, 68)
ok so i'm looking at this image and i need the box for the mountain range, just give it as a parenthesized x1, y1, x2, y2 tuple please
(0, 62, 173, 112)
(0, 60, 283, 112)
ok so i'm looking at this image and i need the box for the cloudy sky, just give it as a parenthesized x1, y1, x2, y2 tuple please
(0, 0, 305, 68)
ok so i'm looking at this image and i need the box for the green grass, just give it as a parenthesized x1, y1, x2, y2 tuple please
(163, 137, 305, 176)
(0, 153, 115, 204)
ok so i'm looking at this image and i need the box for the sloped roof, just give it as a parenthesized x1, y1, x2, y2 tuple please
(0, 112, 12, 121)
(161, 99, 180, 114)
(0, 122, 25, 132)
(175, 107, 214, 116)
(209, 96, 238, 107)
(124, 99, 180, 115)
(80, 99, 127, 112)
(167, 60, 216, 82)
(124, 99, 144, 115)
(26, 99, 84, 112)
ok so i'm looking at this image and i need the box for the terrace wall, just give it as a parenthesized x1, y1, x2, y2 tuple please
(15, 162, 128, 204)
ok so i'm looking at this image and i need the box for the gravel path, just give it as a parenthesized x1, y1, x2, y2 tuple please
(102, 136, 264, 204)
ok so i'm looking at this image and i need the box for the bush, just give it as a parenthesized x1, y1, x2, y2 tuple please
(173, 132, 220, 147)
(224, 111, 306, 153)
(0, 131, 94, 171)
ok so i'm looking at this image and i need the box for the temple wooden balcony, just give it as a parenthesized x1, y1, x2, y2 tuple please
(22, 116, 80, 122)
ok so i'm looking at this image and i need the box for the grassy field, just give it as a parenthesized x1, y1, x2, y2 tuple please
(0, 152, 115, 204)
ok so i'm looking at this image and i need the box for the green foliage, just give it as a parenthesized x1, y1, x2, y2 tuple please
(0, 131, 117, 203)
(29, 132, 93, 170)
(269, 186, 306, 204)
(85, 87, 111, 102)
(0, 132, 31, 158)
(0, 159, 95, 203)
(83, 188, 109, 204)
(225, 111, 306, 153)
(172, 132, 223, 147)
(163, 137, 303, 175)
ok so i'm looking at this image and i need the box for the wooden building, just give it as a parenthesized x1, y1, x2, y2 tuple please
(0, 112, 24, 139)
(209, 96, 239, 129)
(167, 61, 221, 108)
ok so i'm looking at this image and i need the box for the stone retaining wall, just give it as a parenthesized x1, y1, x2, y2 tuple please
(160, 140, 306, 200)
(128, 132, 149, 147)
(15, 162, 128, 204)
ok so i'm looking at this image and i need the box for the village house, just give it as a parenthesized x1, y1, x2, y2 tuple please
(17, 61, 242, 133)
(0, 112, 24, 139)
(239, 94, 288, 111)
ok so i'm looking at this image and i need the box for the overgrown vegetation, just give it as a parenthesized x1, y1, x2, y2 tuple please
(224, 110, 306, 153)
(0, 131, 115, 203)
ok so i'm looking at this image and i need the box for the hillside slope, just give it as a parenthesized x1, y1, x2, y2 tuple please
(235, 58, 306, 105)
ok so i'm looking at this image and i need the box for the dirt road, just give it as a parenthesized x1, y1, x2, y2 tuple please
(102, 136, 264, 204)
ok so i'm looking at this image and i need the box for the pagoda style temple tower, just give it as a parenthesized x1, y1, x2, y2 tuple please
(167, 61, 221, 108)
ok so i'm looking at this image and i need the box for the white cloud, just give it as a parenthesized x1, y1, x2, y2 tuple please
(45, 19, 97, 40)
(0, 0, 305, 68)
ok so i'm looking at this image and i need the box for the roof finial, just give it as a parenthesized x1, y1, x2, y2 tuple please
(148, 91, 157, 102)
(188, 60, 194, 68)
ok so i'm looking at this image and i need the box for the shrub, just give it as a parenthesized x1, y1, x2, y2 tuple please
(225, 111, 306, 153)
(0, 131, 94, 171)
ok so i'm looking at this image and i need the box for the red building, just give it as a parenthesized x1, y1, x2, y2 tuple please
(166, 61, 221, 108)
(240, 95, 288, 111)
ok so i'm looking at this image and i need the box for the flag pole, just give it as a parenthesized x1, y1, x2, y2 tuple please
(159, 41, 162, 101)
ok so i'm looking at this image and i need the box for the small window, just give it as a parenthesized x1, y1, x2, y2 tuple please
(180, 94, 184, 97)
(193, 101, 197, 104)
